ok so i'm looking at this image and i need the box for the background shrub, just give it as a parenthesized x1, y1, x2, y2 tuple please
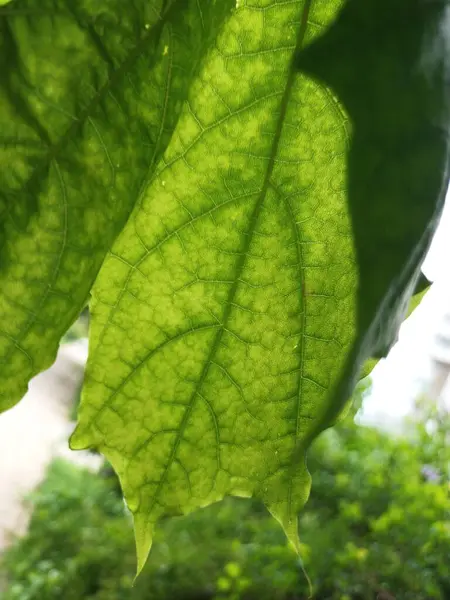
(1, 397, 448, 600)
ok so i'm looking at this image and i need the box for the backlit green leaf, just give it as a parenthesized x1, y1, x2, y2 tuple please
(0, 0, 232, 409)
(1, 0, 449, 574)
(70, 0, 450, 571)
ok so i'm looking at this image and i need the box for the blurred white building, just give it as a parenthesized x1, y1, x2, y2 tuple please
(360, 192, 450, 431)
(428, 299, 450, 401)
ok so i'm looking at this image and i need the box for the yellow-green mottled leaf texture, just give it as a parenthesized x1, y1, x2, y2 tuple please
(71, 0, 359, 571)
(70, 0, 450, 571)
(0, 0, 233, 409)
(2, 0, 450, 575)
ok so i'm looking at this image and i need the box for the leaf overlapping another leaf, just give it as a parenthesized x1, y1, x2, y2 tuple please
(1, 0, 449, 574)
(294, 0, 450, 434)
(0, 0, 231, 409)
(70, 0, 362, 570)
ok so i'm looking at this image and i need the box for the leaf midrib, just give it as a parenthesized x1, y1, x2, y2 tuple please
(147, 0, 314, 515)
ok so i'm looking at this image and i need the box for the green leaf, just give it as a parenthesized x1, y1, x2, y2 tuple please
(0, 0, 233, 410)
(296, 0, 449, 387)
(406, 274, 430, 319)
(68, 0, 450, 572)
(71, 0, 355, 570)
(1, 0, 449, 575)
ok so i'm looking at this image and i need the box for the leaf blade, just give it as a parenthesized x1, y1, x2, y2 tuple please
(72, 0, 357, 565)
(0, 0, 232, 410)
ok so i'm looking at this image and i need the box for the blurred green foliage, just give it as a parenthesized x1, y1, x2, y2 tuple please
(61, 309, 89, 344)
(1, 393, 449, 600)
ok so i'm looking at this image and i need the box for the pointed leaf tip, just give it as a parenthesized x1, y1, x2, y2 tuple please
(133, 512, 155, 579)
